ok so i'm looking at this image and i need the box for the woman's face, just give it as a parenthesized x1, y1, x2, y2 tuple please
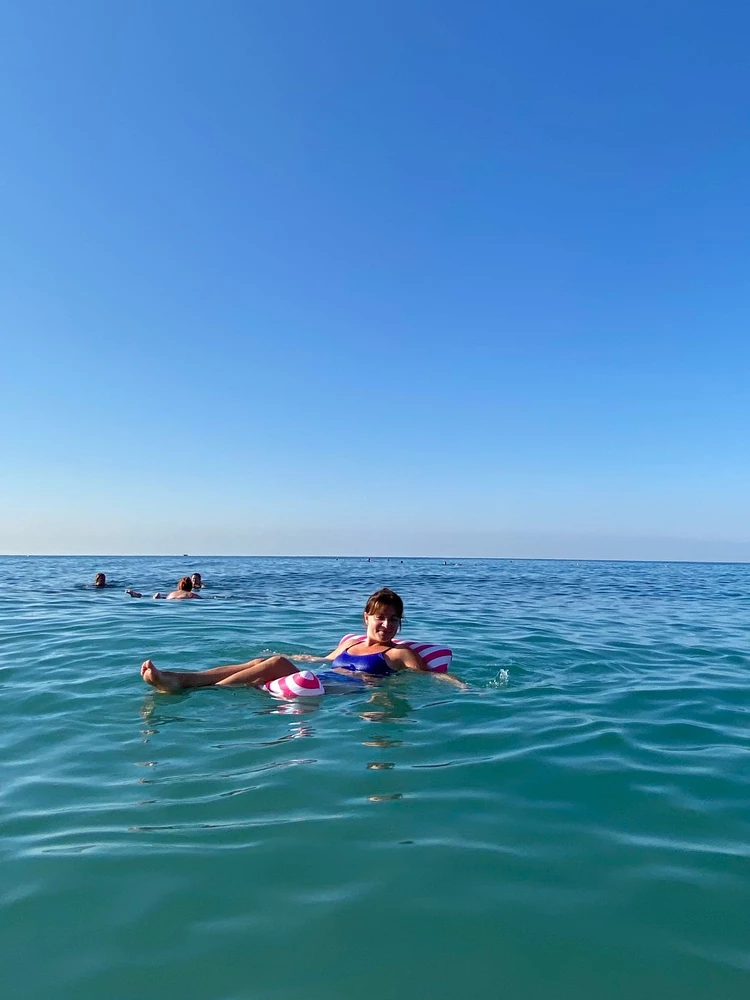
(364, 607, 401, 643)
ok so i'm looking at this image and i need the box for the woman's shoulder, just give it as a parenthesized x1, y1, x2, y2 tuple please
(332, 638, 357, 656)
(383, 644, 404, 658)
(383, 645, 418, 668)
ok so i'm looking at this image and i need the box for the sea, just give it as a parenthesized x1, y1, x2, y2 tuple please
(1, 555, 749, 1000)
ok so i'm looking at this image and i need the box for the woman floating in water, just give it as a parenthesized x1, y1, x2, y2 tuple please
(127, 577, 201, 600)
(140, 588, 464, 692)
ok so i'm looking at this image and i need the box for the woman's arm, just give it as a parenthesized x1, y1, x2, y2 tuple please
(293, 640, 349, 663)
(388, 647, 467, 688)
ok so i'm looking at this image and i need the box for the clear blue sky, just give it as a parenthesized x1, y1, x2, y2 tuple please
(2, 0, 748, 559)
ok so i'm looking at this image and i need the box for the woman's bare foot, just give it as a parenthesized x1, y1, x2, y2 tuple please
(140, 659, 181, 693)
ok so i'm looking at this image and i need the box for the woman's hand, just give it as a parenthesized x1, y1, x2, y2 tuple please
(433, 672, 469, 689)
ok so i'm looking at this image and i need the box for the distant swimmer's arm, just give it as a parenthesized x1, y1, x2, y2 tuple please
(125, 589, 143, 598)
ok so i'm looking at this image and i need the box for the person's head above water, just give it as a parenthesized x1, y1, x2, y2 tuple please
(191, 573, 202, 588)
(363, 587, 404, 642)
(364, 587, 404, 620)
(94, 573, 106, 587)
(177, 576, 193, 592)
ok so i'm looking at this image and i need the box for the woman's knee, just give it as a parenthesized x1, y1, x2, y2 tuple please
(265, 655, 296, 673)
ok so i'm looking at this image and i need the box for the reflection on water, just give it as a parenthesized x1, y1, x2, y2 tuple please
(357, 690, 412, 723)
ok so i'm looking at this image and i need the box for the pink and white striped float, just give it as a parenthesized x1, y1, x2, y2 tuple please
(262, 637, 454, 701)
(263, 670, 324, 700)
(338, 634, 453, 672)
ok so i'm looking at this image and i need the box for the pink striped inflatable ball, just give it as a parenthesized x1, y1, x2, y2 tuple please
(263, 670, 325, 700)
(339, 635, 453, 672)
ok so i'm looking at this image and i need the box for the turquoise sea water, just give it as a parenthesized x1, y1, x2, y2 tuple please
(2, 555, 749, 999)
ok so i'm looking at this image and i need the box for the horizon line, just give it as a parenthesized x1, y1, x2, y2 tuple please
(2, 554, 749, 566)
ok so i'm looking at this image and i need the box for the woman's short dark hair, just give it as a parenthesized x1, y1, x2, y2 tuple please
(364, 587, 404, 620)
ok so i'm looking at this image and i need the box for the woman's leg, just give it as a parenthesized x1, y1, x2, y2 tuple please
(215, 655, 298, 687)
(140, 655, 299, 693)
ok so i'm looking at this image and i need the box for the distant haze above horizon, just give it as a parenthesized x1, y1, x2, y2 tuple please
(3, 533, 750, 564)
(2, 2, 748, 562)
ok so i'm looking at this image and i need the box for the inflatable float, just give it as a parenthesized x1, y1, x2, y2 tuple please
(263, 635, 453, 700)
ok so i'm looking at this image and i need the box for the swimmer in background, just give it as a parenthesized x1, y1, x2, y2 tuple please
(156, 577, 201, 600)
(191, 573, 203, 590)
(140, 587, 465, 691)
(88, 573, 116, 588)
(126, 577, 201, 600)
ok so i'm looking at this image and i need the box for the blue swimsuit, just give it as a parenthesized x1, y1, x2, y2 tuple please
(330, 647, 394, 677)
(312, 645, 395, 691)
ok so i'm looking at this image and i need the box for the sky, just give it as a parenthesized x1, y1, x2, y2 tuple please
(1, 0, 748, 559)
